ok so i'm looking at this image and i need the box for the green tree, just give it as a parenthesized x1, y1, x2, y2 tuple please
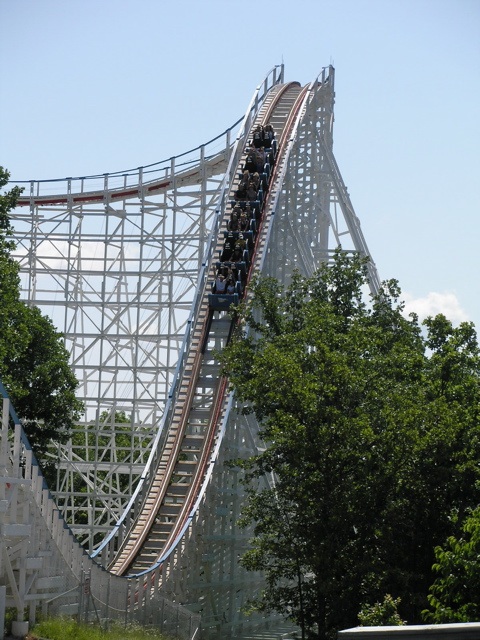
(423, 506, 480, 623)
(358, 594, 405, 626)
(219, 251, 480, 639)
(63, 410, 149, 546)
(0, 169, 24, 369)
(0, 167, 83, 477)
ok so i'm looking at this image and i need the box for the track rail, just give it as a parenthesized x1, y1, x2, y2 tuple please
(108, 82, 306, 576)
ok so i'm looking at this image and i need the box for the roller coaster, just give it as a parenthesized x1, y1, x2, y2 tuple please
(1, 64, 380, 639)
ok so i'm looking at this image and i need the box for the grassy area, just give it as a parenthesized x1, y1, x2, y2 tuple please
(28, 618, 175, 640)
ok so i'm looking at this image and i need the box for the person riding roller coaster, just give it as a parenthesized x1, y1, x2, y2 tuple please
(209, 123, 276, 309)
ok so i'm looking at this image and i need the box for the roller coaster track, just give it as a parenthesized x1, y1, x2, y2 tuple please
(14, 149, 228, 208)
(104, 82, 308, 576)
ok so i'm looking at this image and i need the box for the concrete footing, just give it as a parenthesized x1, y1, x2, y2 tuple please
(11, 621, 29, 638)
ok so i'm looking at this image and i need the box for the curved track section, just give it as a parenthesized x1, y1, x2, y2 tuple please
(100, 82, 307, 577)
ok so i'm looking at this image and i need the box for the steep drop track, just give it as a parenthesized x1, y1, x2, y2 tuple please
(108, 81, 307, 577)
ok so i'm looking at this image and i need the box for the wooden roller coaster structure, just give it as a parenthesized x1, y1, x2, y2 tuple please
(2, 64, 380, 640)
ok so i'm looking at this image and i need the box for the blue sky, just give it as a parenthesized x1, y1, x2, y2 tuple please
(1, 0, 479, 329)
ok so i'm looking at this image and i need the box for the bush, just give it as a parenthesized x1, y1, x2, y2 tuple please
(358, 594, 406, 626)
(29, 617, 174, 640)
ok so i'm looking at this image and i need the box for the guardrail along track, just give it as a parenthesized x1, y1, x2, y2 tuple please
(109, 82, 306, 576)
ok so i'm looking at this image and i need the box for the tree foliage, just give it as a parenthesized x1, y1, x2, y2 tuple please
(65, 410, 148, 546)
(219, 251, 480, 639)
(0, 167, 83, 474)
(423, 506, 480, 623)
(358, 594, 405, 626)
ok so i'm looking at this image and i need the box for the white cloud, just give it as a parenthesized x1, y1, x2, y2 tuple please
(402, 291, 469, 325)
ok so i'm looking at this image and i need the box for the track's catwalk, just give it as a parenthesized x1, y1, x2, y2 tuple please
(3, 64, 380, 640)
